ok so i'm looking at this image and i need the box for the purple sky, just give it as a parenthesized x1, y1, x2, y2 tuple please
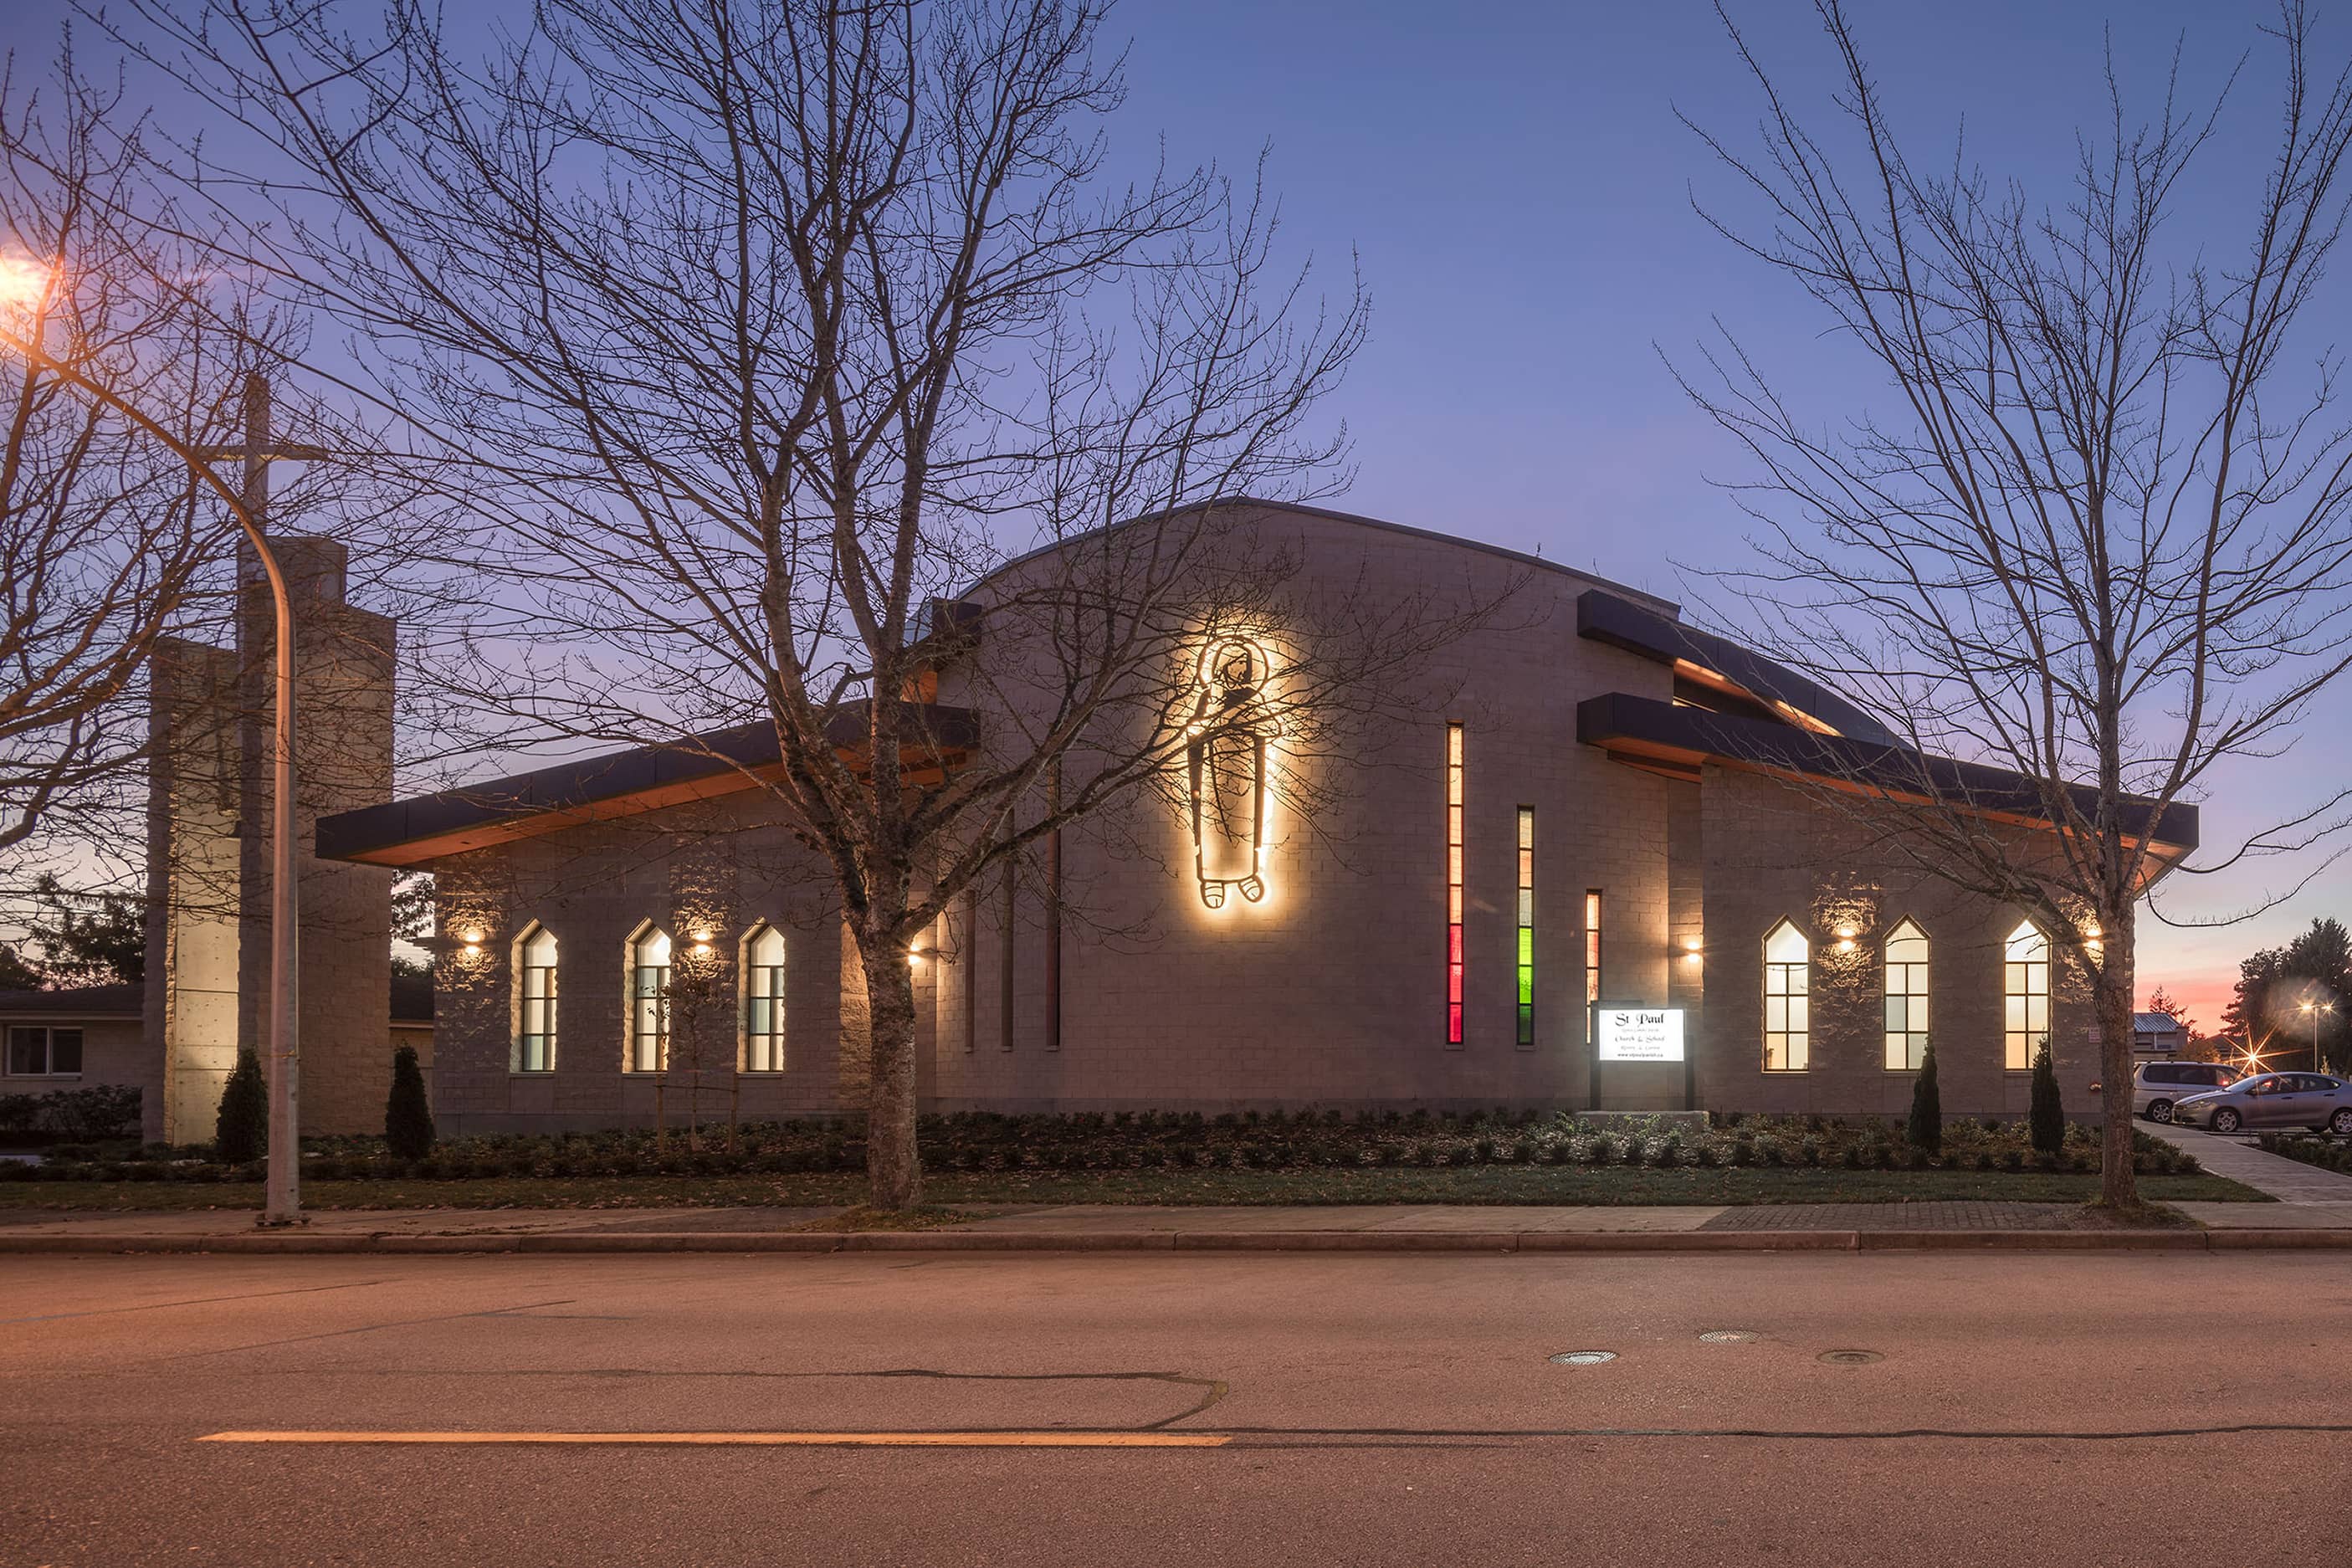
(7, 0, 2345, 1025)
(1100, 0, 2352, 1029)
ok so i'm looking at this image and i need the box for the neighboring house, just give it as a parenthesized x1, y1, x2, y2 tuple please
(2, 965, 429, 1135)
(2134, 1012, 2188, 1057)
(0, 985, 143, 1095)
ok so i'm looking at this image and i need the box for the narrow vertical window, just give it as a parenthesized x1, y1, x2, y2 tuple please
(1445, 723, 1464, 1045)
(1763, 920, 1810, 1071)
(2005, 921, 2050, 1070)
(1584, 889, 1603, 1039)
(1883, 919, 1930, 1070)
(515, 924, 557, 1073)
(742, 924, 787, 1072)
(1515, 807, 1535, 1048)
(628, 925, 672, 1073)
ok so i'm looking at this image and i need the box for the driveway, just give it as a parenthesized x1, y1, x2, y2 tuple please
(2145, 1115, 2352, 1218)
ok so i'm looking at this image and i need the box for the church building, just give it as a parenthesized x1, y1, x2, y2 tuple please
(284, 501, 2192, 1131)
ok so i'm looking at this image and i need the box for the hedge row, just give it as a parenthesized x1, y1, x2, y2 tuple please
(5, 1109, 2199, 1182)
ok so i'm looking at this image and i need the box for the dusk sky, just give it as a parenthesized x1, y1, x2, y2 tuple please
(7, 0, 2346, 1026)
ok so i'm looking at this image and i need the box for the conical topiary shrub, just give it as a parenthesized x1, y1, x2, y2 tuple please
(215, 1048, 267, 1165)
(1907, 1042, 1942, 1154)
(385, 1044, 436, 1161)
(2029, 1041, 2066, 1156)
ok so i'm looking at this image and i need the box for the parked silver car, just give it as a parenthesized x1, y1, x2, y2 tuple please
(2172, 1072, 2352, 1135)
(2132, 1060, 2242, 1123)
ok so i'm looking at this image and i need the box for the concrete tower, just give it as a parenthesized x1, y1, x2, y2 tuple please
(142, 535, 397, 1143)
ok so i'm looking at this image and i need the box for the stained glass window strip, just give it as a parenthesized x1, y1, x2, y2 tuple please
(1446, 724, 1464, 1045)
(2004, 921, 2050, 1070)
(1515, 807, 1535, 1047)
(1585, 890, 1602, 1041)
(1883, 919, 1930, 1071)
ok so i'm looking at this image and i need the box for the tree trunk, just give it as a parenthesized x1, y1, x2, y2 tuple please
(2096, 910, 2140, 1211)
(863, 941, 923, 1210)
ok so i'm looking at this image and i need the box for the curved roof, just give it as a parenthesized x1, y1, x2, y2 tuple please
(971, 496, 1679, 614)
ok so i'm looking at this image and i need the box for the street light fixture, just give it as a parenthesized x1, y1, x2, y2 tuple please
(0, 259, 310, 1225)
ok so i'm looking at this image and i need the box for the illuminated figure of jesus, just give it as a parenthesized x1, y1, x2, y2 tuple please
(1185, 638, 1277, 909)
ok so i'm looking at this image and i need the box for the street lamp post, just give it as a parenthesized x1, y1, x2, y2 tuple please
(0, 270, 311, 1224)
(2301, 998, 2336, 1076)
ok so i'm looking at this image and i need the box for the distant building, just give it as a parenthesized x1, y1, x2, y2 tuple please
(0, 985, 143, 1099)
(2133, 1012, 2188, 1056)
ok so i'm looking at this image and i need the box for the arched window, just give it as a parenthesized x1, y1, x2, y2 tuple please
(515, 924, 558, 1073)
(628, 925, 672, 1073)
(742, 924, 787, 1073)
(1763, 920, 1810, 1072)
(1883, 920, 1929, 1070)
(2005, 921, 2050, 1070)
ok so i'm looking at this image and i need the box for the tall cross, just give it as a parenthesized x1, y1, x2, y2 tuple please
(192, 374, 334, 527)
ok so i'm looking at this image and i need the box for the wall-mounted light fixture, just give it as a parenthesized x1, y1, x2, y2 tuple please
(1834, 924, 1858, 954)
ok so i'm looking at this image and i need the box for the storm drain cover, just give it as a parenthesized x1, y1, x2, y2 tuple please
(1818, 1350, 1883, 1366)
(1550, 1350, 1617, 1366)
(1698, 1330, 1760, 1344)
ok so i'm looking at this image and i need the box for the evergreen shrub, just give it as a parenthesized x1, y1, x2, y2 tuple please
(214, 1050, 267, 1164)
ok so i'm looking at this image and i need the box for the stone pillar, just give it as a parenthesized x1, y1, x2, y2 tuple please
(144, 638, 245, 1145)
(145, 535, 397, 1141)
(232, 536, 397, 1135)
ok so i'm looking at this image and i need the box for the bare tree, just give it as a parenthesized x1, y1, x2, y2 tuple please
(0, 48, 290, 867)
(130, 0, 1503, 1208)
(1678, 0, 2352, 1208)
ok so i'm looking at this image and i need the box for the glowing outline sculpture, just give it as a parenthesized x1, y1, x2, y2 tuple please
(1183, 636, 1278, 910)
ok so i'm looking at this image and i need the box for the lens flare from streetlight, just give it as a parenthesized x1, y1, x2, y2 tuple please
(0, 252, 54, 320)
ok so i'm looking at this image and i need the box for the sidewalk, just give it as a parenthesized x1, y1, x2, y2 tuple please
(2142, 1117, 2352, 1209)
(3, 1196, 2350, 1253)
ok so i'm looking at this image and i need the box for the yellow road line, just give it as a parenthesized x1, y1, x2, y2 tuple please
(199, 1430, 1228, 1448)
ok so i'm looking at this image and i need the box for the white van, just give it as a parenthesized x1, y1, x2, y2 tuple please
(2133, 1060, 2242, 1123)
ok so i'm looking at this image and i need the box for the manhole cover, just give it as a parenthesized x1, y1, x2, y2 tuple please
(1698, 1330, 1759, 1344)
(1818, 1350, 1883, 1366)
(1550, 1350, 1617, 1366)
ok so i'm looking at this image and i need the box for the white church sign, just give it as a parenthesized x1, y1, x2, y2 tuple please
(1596, 1008, 1685, 1063)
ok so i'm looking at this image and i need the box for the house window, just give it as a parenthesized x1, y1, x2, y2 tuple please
(628, 925, 673, 1072)
(1883, 919, 1929, 1070)
(1763, 920, 1810, 1071)
(2005, 921, 2050, 1070)
(5, 1026, 83, 1077)
(743, 924, 787, 1073)
(515, 924, 558, 1073)
(1515, 807, 1535, 1048)
(1445, 723, 1464, 1046)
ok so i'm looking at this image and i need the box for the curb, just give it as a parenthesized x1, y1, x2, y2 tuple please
(5, 1227, 2350, 1255)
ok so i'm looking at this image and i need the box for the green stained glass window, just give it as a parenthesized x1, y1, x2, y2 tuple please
(1515, 807, 1534, 1048)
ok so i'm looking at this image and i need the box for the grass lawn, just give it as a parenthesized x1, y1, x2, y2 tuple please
(0, 1165, 2268, 1211)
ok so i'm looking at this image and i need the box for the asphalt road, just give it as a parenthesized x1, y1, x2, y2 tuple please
(5, 1251, 2350, 1566)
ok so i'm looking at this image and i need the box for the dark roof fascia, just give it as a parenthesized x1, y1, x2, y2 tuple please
(1576, 692, 2200, 852)
(0, 984, 142, 1017)
(1576, 591, 1899, 747)
(317, 701, 978, 864)
(974, 498, 1679, 616)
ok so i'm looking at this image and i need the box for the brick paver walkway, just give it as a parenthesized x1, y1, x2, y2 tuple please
(1699, 1201, 2082, 1232)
